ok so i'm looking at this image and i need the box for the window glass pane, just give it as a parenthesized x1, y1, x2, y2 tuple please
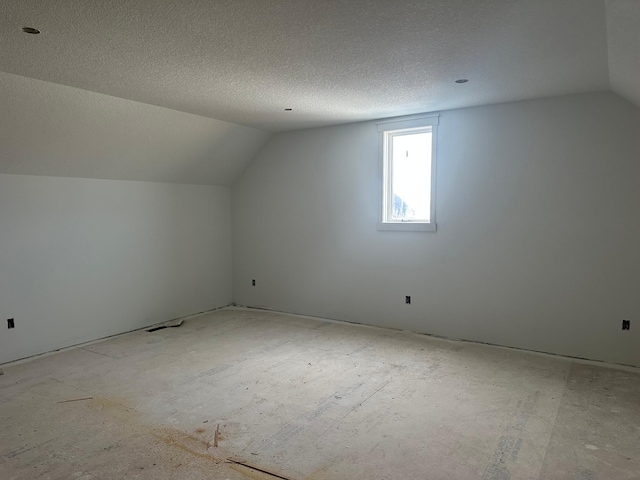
(391, 131, 432, 221)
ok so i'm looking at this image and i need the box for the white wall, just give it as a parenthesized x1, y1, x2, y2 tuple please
(232, 92, 640, 366)
(0, 174, 232, 364)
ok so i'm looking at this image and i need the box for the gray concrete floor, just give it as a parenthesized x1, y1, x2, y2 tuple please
(1, 308, 640, 480)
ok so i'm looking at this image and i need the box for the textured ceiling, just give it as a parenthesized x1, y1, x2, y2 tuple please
(1, 0, 616, 132)
(0, 72, 270, 185)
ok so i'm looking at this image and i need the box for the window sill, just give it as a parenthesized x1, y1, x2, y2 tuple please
(377, 222, 437, 232)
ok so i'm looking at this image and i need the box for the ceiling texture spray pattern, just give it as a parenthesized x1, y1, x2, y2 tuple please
(0, 0, 638, 184)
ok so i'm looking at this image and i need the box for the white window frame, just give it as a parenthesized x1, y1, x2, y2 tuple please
(377, 114, 439, 232)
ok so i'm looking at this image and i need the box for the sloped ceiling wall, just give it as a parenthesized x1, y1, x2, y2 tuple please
(0, 72, 271, 186)
(607, 0, 640, 108)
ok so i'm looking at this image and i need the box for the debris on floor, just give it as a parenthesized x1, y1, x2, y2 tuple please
(57, 397, 94, 403)
(0, 368, 4, 375)
(214, 424, 220, 447)
(147, 319, 184, 332)
(164, 319, 184, 328)
(227, 458, 293, 480)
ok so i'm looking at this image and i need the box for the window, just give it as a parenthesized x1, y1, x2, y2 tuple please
(377, 114, 438, 231)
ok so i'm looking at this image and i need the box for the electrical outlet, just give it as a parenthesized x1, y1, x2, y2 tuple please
(622, 320, 630, 330)
(7, 318, 15, 329)
(405, 296, 411, 304)
(252, 279, 256, 286)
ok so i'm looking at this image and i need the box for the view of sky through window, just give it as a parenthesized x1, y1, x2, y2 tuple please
(391, 131, 432, 221)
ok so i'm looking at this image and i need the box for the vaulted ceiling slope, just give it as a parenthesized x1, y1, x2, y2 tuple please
(0, 72, 271, 185)
(3, 0, 637, 134)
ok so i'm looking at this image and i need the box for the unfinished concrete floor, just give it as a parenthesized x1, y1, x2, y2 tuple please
(1, 308, 640, 480)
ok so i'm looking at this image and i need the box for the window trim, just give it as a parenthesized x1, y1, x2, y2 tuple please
(377, 114, 439, 232)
